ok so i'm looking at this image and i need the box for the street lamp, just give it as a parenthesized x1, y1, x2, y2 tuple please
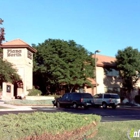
(94, 50, 100, 94)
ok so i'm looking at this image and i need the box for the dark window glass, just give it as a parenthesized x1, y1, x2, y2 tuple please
(94, 94, 102, 98)
(82, 93, 92, 98)
(110, 94, 120, 99)
(73, 93, 81, 100)
(104, 94, 111, 98)
(62, 93, 68, 99)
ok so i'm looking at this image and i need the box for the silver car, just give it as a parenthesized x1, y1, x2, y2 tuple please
(93, 93, 121, 109)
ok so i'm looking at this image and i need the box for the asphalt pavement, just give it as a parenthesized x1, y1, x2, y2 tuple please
(0, 102, 140, 122)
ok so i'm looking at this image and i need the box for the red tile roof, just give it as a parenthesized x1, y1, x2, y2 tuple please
(92, 54, 116, 67)
(1, 39, 37, 53)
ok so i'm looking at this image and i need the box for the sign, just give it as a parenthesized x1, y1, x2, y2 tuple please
(7, 49, 22, 57)
(27, 50, 32, 59)
(7, 85, 11, 93)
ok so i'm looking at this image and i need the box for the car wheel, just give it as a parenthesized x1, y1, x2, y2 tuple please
(73, 103, 78, 109)
(56, 102, 60, 108)
(112, 105, 116, 109)
(102, 102, 107, 109)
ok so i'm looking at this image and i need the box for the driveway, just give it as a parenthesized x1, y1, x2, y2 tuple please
(0, 107, 140, 122)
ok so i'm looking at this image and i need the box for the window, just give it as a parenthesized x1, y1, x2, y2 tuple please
(110, 94, 120, 99)
(94, 94, 102, 98)
(62, 93, 68, 99)
(104, 94, 111, 98)
(82, 93, 92, 98)
(104, 68, 119, 77)
(104, 87, 120, 93)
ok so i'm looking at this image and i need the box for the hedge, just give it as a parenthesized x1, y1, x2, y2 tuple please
(0, 112, 101, 140)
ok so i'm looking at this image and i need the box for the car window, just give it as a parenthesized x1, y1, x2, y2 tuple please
(62, 93, 69, 99)
(82, 93, 93, 98)
(68, 93, 73, 100)
(110, 94, 120, 99)
(73, 93, 81, 100)
(104, 94, 111, 98)
(94, 94, 102, 98)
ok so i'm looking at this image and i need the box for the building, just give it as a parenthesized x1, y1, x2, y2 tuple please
(85, 54, 139, 101)
(0, 39, 36, 99)
(84, 54, 122, 95)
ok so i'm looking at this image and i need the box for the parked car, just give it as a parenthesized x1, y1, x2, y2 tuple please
(52, 92, 94, 109)
(93, 93, 120, 109)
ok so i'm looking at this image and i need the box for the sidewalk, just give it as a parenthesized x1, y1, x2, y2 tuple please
(0, 99, 56, 111)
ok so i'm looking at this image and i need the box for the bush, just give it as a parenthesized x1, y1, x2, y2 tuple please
(135, 95, 140, 104)
(0, 112, 101, 140)
(28, 87, 42, 96)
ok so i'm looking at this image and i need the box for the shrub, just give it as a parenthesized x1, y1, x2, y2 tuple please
(0, 112, 101, 140)
(28, 87, 42, 96)
(135, 95, 140, 104)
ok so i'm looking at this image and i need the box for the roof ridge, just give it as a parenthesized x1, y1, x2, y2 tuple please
(95, 54, 115, 58)
(2, 39, 30, 46)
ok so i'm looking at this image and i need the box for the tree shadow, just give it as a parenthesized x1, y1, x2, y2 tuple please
(101, 61, 122, 94)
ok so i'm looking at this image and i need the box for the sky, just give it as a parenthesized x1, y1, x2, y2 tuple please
(0, 0, 140, 57)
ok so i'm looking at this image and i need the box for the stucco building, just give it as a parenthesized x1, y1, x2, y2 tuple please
(85, 54, 139, 100)
(84, 54, 121, 95)
(0, 39, 36, 99)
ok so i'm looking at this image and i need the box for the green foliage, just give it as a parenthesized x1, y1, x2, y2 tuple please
(33, 39, 95, 93)
(0, 18, 5, 45)
(28, 87, 42, 96)
(116, 47, 140, 92)
(0, 112, 101, 140)
(0, 59, 20, 85)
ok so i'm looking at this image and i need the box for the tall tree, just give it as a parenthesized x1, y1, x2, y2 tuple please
(0, 18, 20, 88)
(33, 39, 95, 94)
(0, 59, 21, 88)
(0, 18, 5, 45)
(116, 47, 140, 97)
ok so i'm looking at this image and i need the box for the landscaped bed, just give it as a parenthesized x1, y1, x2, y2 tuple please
(0, 112, 101, 140)
(4, 99, 53, 106)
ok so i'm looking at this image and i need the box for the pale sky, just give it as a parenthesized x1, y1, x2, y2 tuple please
(1, 0, 140, 57)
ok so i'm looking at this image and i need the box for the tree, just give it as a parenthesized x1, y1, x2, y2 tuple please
(0, 18, 20, 87)
(0, 59, 21, 87)
(33, 39, 95, 94)
(0, 18, 5, 45)
(115, 46, 140, 98)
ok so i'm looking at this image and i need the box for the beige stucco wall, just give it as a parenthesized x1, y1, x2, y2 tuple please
(3, 48, 33, 96)
(96, 66, 122, 94)
(96, 67, 105, 93)
(85, 66, 123, 95)
(2, 82, 14, 99)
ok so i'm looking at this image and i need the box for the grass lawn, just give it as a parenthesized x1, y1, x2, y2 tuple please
(4, 99, 53, 106)
(0, 106, 11, 109)
(93, 120, 140, 140)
